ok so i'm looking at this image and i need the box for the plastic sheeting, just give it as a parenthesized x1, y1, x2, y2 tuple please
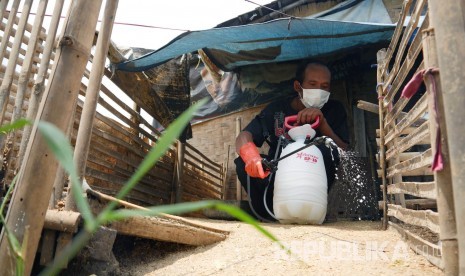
(115, 18, 394, 72)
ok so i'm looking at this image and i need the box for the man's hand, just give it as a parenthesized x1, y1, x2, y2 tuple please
(296, 107, 324, 126)
(239, 142, 270, 179)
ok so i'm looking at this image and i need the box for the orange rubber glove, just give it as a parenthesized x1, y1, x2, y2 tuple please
(239, 142, 270, 179)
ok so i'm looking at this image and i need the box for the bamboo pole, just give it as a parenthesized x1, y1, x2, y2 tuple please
(422, 27, 458, 274)
(0, 0, 8, 21)
(7, 0, 48, 165)
(17, 0, 65, 168)
(424, 5, 463, 272)
(65, 0, 119, 211)
(0, 1, 103, 274)
(376, 49, 389, 230)
(0, 0, 33, 124)
(0, 0, 20, 64)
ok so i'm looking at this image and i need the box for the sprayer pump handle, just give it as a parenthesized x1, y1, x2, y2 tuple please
(284, 115, 320, 130)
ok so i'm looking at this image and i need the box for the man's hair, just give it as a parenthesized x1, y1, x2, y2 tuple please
(295, 60, 330, 83)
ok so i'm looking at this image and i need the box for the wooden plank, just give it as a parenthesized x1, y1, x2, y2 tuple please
(387, 182, 436, 199)
(376, 152, 423, 163)
(379, 199, 437, 210)
(389, 221, 443, 269)
(387, 148, 432, 178)
(378, 167, 433, 178)
(44, 210, 81, 233)
(388, 204, 439, 234)
(385, 93, 428, 145)
(385, 121, 430, 160)
(39, 230, 56, 266)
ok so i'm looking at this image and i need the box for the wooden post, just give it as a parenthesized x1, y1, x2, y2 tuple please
(65, 0, 119, 211)
(17, 0, 65, 165)
(422, 27, 458, 274)
(0, 1, 103, 274)
(0, 0, 33, 125)
(428, 1, 465, 273)
(376, 49, 389, 230)
(235, 117, 242, 201)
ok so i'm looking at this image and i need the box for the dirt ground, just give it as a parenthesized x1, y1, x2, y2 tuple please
(112, 219, 442, 276)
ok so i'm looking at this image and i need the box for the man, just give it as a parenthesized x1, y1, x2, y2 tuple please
(234, 61, 349, 221)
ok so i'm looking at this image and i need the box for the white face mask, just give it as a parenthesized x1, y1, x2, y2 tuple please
(299, 87, 330, 109)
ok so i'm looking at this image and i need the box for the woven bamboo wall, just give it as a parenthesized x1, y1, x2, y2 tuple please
(190, 105, 267, 200)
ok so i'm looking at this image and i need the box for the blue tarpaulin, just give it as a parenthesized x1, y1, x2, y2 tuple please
(115, 17, 395, 72)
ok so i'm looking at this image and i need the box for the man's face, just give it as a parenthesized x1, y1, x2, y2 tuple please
(301, 65, 331, 92)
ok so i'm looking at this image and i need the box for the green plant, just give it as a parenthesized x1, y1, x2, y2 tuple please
(0, 100, 289, 276)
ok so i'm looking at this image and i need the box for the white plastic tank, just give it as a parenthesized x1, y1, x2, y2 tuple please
(273, 124, 328, 224)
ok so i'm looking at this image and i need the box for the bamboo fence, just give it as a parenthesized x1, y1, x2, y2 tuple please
(373, 0, 460, 273)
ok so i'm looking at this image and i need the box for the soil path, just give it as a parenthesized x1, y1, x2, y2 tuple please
(117, 220, 442, 275)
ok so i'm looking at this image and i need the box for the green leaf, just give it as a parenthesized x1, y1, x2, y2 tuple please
(103, 200, 218, 222)
(0, 175, 18, 216)
(37, 121, 95, 228)
(0, 175, 22, 254)
(99, 98, 207, 219)
(0, 119, 29, 135)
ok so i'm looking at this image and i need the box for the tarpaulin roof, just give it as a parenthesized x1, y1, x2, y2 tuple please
(115, 0, 395, 72)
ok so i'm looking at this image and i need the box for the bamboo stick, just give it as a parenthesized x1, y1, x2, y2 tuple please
(66, 0, 119, 212)
(387, 204, 439, 234)
(175, 141, 185, 203)
(17, 0, 64, 166)
(0, 0, 20, 66)
(0, 1, 103, 274)
(0, 0, 33, 125)
(389, 221, 443, 269)
(376, 49, 389, 230)
(44, 210, 81, 233)
(422, 25, 459, 275)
